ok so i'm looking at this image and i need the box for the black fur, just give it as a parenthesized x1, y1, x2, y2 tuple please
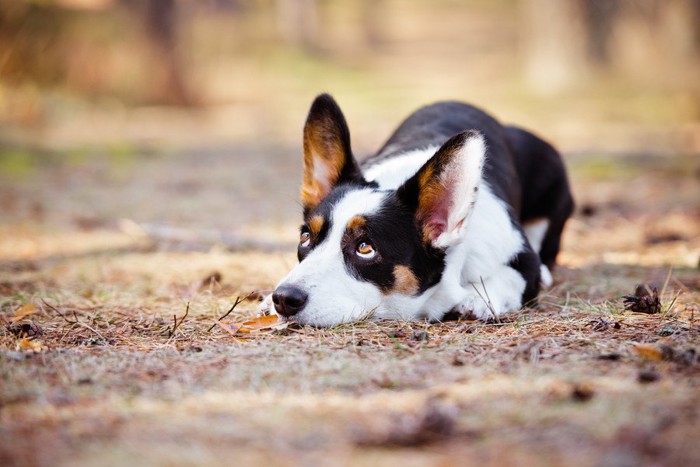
(506, 126, 575, 268)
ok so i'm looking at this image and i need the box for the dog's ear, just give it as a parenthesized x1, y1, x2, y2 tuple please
(301, 94, 363, 214)
(398, 130, 486, 249)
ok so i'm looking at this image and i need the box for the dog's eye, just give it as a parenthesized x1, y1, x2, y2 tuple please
(300, 231, 311, 248)
(356, 241, 376, 259)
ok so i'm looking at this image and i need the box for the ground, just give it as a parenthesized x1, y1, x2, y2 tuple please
(0, 147, 699, 467)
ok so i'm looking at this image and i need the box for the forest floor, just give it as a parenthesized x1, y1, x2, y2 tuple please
(0, 146, 699, 466)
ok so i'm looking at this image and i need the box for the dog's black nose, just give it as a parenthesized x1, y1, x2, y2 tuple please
(272, 285, 308, 317)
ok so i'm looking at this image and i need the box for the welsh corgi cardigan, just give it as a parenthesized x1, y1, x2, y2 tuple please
(265, 94, 574, 326)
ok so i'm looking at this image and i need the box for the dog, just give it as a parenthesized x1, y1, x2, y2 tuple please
(264, 94, 574, 326)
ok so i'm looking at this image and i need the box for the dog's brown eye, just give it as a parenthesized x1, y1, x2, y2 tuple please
(356, 241, 376, 259)
(300, 231, 311, 248)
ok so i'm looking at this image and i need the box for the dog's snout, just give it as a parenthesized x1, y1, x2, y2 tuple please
(272, 285, 308, 317)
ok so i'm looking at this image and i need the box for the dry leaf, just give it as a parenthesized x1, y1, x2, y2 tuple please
(240, 314, 280, 331)
(222, 314, 288, 337)
(18, 337, 44, 353)
(9, 304, 38, 323)
(214, 314, 286, 340)
(633, 343, 664, 361)
(215, 321, 242, 337)
(215, 321, 246, 342)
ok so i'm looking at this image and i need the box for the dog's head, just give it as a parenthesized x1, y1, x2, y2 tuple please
(270, 94, 485, 326)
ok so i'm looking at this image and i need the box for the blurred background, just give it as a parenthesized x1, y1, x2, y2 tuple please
(1, 0, 699, 244)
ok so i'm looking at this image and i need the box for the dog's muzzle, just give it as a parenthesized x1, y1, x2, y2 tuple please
(272, 284, 308, 317)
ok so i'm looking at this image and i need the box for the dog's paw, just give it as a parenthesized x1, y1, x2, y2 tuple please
(458, 281, 523, 320)
(540, 265, 553, 289)
(468, 297, 501, 320)
(452, 292, 496, 320)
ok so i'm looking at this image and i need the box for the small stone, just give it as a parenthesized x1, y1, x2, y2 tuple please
(597, 353, 622, 361)
(411, 330, 429, 342)
(571, 384, 595, 402)
(452, 355, 465, 366)
(638, 371, 660, 384)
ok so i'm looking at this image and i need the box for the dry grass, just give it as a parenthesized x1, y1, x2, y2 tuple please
(1, 151, 699, 466)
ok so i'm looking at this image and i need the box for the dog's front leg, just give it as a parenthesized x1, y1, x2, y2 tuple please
(457, 265, 528, 320)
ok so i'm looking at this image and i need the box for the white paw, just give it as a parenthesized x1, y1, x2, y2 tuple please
(454, 289, 499, 320)
(458, 274, 524, 320)
(540, 265, 553, 289)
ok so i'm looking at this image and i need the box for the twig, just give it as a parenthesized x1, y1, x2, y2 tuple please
(167, 302, 190, 342)
(215, 320, 241, 337)
(663, 291, 681, 315)
(41, 299, 78, 325)
(207, 294, 251, 332)
(79, 322, 109, 343)
(660, 266, 673, 299)
(42, 299, 108, 342)
(471, 277, 500, 323)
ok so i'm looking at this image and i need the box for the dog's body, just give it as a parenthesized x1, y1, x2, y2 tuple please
(267, 94, 573, 326)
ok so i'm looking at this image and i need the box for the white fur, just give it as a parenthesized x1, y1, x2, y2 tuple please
(364, 147, 438, 189)
(415, 181, 526, 320)
(540, 265, 553, 289)
(523, 218, 549, 254)
(524, 218, 553, 288)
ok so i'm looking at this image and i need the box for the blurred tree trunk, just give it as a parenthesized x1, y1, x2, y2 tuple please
(361, 0, 386, 49)
(521, 0, 587, 94)
(522, 0, 700, 92)
(141, 0, 196, 105)
(603, 0, 700, 82)
(581, 0, 619, 66)
(275, 0, 320, 52)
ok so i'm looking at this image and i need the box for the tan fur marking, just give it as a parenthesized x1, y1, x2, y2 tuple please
(346, 215, 366, 232)
(309, 215, 324, 236)
(392, 265, 420, 295)
(416, 162, 448, 244)
(300, 126, 346, 211)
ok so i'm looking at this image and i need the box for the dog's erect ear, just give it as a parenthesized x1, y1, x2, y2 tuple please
(301, 94, 363, 214)
(398, 130, 486, 249)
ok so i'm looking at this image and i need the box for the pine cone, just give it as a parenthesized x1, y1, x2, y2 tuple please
(623, 284, 661, 314)
(7, 320, 44, 338)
